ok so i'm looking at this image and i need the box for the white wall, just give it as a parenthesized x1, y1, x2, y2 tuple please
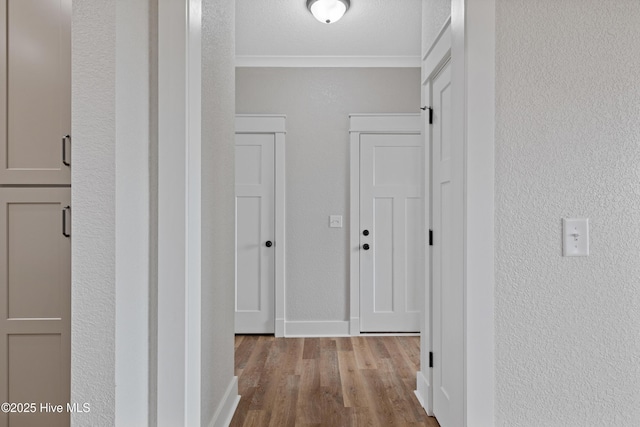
(201, 0, 238, 425)
(73, 0, 153, 424)
(236, 68, 420, 328)
(495, 1, 640, 425)
(73, 0, 237, 425)
(421, 0, 450, 57)
(71, 0, 117, 423)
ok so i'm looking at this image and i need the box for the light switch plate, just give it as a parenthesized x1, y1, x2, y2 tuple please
(329, 215, 343, 228)
(563, 218, 589, 256)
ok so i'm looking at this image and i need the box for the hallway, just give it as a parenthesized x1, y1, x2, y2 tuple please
(230, 335, 439, 426)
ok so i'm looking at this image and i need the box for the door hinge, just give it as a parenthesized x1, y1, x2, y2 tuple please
(429, 229, 433, 246)
(421, 106, 433, 125)
(429, 351, 433, 368)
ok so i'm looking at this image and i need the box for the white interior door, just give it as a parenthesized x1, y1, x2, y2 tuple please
(360, 133, 423, 332)
(235, 133, 275, 334)
(431, 60, 462, 427)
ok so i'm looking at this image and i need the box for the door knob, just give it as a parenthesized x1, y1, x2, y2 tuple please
(362, 243, 370, 250)
(265, 241, 273, 247)
(362, 229, 369, 236)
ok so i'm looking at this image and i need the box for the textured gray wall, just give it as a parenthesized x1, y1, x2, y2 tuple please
(236, 67, 421, 323)
(72, 0, 237, 424)
(71, 0, 117, 424)
(422, 0, 450, 54)
(202, 0, 237, 425)
(73, 0, 153, 424)
(495, 1, 640, 425)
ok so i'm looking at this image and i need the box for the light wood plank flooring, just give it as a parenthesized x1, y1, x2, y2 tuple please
(230, 335, 440, 427)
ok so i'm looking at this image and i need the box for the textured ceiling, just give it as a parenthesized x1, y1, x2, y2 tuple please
(236, 0, 422, 58)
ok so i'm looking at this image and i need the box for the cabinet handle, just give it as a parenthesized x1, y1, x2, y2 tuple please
(62, 206, 71, 237)
(62, 135, 71, 166)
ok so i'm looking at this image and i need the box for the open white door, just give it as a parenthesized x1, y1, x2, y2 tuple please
(431, 60, 463, 427)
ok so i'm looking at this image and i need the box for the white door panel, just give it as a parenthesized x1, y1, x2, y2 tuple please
(235, 134, 275, 334)
(360, 133, 423, 332)
(432, 60, 463, 427)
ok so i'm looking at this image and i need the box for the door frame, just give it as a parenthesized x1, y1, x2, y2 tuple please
(414, 3, 497, 425)
(235, 114, 286, 337)
(416, 18, 452, 418)
(348, 113, 422, 335)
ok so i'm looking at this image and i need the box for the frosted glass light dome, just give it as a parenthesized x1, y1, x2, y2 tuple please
(306, 0, 350, 24)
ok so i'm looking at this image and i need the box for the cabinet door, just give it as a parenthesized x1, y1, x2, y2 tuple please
(0, 188, 71, 427)
(0, 0, 71, 185)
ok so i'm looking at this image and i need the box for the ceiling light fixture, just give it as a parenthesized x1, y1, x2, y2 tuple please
(306, 0, 350, 24)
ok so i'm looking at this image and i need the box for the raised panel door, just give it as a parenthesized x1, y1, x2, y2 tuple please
(360, 133, 423, 332)
(235, 133, 275, 334)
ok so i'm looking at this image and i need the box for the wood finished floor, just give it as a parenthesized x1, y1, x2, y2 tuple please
(230, 335, 440, 427)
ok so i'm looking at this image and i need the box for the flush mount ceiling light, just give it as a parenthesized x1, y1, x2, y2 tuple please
(306, 0, 350, 24)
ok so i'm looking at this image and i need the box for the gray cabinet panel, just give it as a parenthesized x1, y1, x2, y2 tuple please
(0, 188, 70, 427)
(0, 0, 71, 185)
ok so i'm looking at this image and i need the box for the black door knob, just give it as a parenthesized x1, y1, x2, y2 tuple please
(265, 241, 273, 247)
(362, 243, 370, 250)
(363, 230, 369, 236)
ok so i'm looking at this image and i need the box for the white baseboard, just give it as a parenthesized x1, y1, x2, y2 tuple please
(415, 371, 433, 416)
(275, 318, 285, 337)
(414, 389, 425, 407)
(284, 320, 350, 337)
(349, 317, 360, 335)
(207, 376, 240, 427)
